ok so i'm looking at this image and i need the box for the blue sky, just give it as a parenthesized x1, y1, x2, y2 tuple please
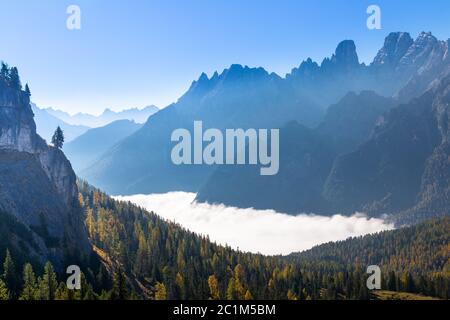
(1, 0, 449, 114)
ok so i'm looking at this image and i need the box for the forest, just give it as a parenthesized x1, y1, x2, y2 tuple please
(2, 181, 447, 300)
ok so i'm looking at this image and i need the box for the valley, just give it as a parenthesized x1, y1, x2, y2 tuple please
(0, 28, 449, 301)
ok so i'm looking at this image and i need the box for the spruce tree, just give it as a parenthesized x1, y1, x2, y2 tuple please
(110, 268, 128, 300)
(2, 249, 17, 297)
(25, 83, 31, 97)
(20, 263, 37, 300)
(8, 67, 21, 90)
(38, 262, 58, 300)
(0, 62, 9, 80)
(0, 279, 9, 300)
(51, 126, 65, 149)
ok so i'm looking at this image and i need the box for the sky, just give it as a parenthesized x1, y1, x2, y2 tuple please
(0, 0, 449, 114)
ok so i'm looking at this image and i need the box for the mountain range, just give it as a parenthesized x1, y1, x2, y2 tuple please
(198, 32, 450, 225)
(0, 32, 449, 300)
(80, 31, 450, 226)
(45, 105, 159, 128)
(31, 103, 90, 143)
(63, 120, 142, 172)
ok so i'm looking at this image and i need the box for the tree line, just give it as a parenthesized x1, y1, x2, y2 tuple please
(0, 61, 30, 95)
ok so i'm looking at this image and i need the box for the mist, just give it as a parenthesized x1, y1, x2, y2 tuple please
(114, 192, 394, 255)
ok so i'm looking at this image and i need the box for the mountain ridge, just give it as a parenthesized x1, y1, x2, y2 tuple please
(45, 105, 159, 128)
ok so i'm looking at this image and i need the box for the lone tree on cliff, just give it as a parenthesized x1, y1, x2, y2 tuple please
(51, 126, 64, 149)
(24, 84, 31, 97)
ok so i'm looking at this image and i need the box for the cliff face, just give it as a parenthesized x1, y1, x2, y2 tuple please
(0, 72, 90, 266)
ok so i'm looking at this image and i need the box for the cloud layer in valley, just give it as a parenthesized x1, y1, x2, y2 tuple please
(114, 192, 394, 255)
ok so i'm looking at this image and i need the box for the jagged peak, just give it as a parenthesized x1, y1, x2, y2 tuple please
(187, 64, 273, 94)
(333, 40, 359, 65)
(372, 32, 414, 66)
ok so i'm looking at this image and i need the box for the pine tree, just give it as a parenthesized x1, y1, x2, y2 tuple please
(0, 62, 9, 80)
(244, 290, 253, 300)
(25, 83, 31, 97)
(175, 272, 185, 299)
(20, 263, 37, 300)
(208, 275, 220, 300)
(387, 271, 397, 291)
(110, 268, 128, 300)
(233, 264, 246, 300)
(55, 282, 71, 300)
(8, 67, 21, 90)
(51, 126, 64, 149)
(155, 282, 167, 300)
(226, 278, 236, 300)
(38, 262, 58, 300)
(2, 249, 17, 298)
(0, 279, 9, 300)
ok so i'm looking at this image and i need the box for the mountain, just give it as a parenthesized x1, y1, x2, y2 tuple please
(0, 67, 91, 268)
(81, 64, 323, 194)
(64, 119, 142, 172)
(317, 91, 397, 154)
(196, 91, 396, 213)
(196, 121, 337, 213)
(324, 70, 450, 224)
(83, 32, 449, 197)
(195, 32, 450, 222)
(45, 105, 159, 128)
(31, 103, 90, 143)
(287, 216, 449, 299)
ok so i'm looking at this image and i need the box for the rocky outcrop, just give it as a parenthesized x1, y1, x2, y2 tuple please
(0, 68, 90, 267)
(372, 32, 414, 67)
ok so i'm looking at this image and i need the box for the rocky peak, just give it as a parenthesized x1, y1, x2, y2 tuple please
(0, 64, 90, 265)
(333, 40, 359, 66)
(321, 40, 360, 71)
(289, 58, 320, 78)
(372, 32, 414, 66)
(186, 64, 275, 98)
(399, 32, 442, 68)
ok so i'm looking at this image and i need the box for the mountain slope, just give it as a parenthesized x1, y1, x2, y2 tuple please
(0, 65, 91, 268)
(324, 71, 450, 224)
(196, 91, 396, 213)
(288, 216, 449, 299)
(196, 121, 336, 213)
(317, 91, 397, 154)
(82, 64, 323, 194)
(79, 181, 449, 300)
(64, 120, 142, 172)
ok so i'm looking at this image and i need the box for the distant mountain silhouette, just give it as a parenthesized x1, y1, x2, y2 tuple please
(83, 32, 450, 225)
(196, 91, 396, 214)
(45, 105, 159, 127)
(82, 64, 323, 194)
(64, 119, 142, 172)
(324, 71, 450, 225)
(31, 103, 90, 143)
